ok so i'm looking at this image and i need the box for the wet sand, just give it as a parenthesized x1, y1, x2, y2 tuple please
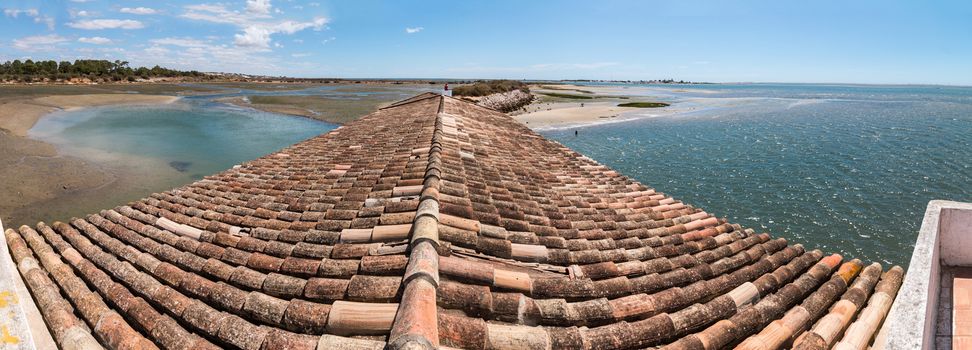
(0, 94, 180, 136)
(514, 102, 637, 128)
(216, 96, 319, 118)
(0, 83, 411, 227)
(0, 92, 180, 227)
(515, 84, 689, 129)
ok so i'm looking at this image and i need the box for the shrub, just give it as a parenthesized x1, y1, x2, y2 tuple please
(452, 80, 529, 97)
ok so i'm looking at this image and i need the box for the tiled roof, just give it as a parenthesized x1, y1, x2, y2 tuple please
(3, 93, 903, 350)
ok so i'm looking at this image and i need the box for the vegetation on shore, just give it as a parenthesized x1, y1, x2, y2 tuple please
(452, 80, 529, 97)
(0, 59, 205, 83)
(476, 90, 534, 113)
(618, 102, 670, 108)
(538, 92, 594, 99)
(539, 85, 594, 94)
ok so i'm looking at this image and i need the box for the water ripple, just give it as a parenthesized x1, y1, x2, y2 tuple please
(546, 85, 972, 267)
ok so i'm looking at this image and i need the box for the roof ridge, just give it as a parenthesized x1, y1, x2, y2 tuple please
(382, 92, 442, 109)
(387, 95, 444, 349)
(442, 93, 506, 114)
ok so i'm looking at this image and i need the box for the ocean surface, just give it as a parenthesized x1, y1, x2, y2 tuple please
(543, 83, 972, 267)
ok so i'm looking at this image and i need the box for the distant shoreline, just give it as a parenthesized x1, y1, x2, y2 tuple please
(512, 83, 691, 130)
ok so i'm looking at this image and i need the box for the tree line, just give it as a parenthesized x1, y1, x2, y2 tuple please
(0, 59, 206, 83)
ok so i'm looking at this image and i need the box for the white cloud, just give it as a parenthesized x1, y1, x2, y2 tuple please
(73, 10, 92, 17)
(272, 18, 327, 34)
(67, 19, 144, 30)
(4, 9, 40, 18)
(144, 46, 171, 56)
(78, 36, 113, 44)
(182, 3, 326, 49)
(34, 16, 56, 30)
(12, 34, 67, 51)
(234, 26, 273, 49)
(120, 7, 157, 15)
(150, 37, 210, 48)
(182, 4, 258, 24)
(138, 36, 284, 74)
(69, 0, 93, 2)
(4, 8, 54, 30)
(405, 27, 423, 34)
(246, 0, 272, 15)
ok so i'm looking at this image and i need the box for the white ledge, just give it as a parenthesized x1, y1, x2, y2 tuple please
(882, 200, 972, 350)
(0, 219, 58, 350)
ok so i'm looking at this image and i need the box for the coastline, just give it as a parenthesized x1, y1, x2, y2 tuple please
(513, 83, 695, 130)
(0, 93, 180, 136)
(0, 93, 181, 227)
(514, 102, 637, 129)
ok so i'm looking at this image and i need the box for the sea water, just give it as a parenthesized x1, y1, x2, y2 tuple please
(544, 83, 972, 267)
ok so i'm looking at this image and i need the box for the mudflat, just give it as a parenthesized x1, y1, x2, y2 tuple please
(0, 87, 181, 227)
(0, 82, 425, 227)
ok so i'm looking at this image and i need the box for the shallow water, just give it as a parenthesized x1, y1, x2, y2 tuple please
(23, 99, 334, 225)
(31, 102, 333, 178)
(12, 83, 435, 227)
(545, 83, 972, 267)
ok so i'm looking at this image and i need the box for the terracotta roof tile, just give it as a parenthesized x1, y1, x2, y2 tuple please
(3, 94, 903, 349)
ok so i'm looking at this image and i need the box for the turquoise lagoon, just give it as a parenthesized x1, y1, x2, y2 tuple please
(24, 97, 334, 225)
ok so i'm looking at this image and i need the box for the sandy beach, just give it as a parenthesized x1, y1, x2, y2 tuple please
(514, 102, 637, 128)
(0, 92, 180, 226)
(513, 83, 694, 130)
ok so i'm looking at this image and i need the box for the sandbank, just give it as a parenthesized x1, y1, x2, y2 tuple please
(0, 94, 179, 136)
(514, 102, 637, 128)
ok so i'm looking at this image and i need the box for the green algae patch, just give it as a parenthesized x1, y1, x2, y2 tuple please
(618, 102, 670, 108)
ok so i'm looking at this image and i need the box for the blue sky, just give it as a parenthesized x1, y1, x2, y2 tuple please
(1, 0, 970, 84)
